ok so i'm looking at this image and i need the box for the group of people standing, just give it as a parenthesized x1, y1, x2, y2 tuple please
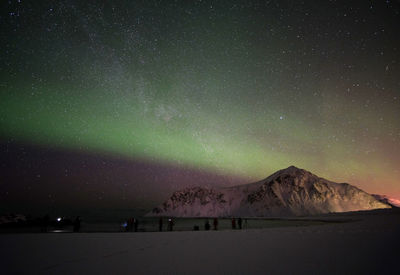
(156, 217, 248, 232)
(158, 217, 174, 231)
(231, 217, 245, 230)
(122, 216, 248, 232)
(125, 217, 140, 232)
(39, 215, 247, 233)
(203, 218, 219, 230)
(204, 217, 246, 230)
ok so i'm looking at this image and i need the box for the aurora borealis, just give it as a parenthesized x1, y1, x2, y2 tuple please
(1, 1, 399, 213)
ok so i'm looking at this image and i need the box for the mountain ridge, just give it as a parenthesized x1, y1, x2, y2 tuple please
(372, 194, 400, 208)
(148, 166, 391, 217)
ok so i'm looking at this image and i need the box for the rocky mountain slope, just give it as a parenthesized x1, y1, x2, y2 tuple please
(372, 194, 400, 208)
(148, 166, 391, 217)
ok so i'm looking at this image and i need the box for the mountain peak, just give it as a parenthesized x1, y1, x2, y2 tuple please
(266, 165, 310, 181)
(284, 165, 302, 171)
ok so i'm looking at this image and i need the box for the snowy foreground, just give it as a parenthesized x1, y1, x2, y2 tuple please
(1, 210, 399, 275)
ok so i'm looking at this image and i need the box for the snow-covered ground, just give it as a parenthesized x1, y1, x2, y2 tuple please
(1, 209, 399, 275)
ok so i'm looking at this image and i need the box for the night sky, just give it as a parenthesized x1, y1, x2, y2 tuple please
(1, 0, 399, 214)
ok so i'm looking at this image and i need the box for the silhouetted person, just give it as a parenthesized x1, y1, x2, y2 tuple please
(244, 218, 248, 228)
(127, 218, 134, 232)
(73, 216, 81, 232)
(168, 218, 174, 231)
(204, 219, 210, 231)
(231, 218, 236, 229)
(238, 218, 243, 229)
(159, 217, 163, 232)
(213, 218, 218, 230)
(40, 214, 50, 232)
(134, 218, 139, 232)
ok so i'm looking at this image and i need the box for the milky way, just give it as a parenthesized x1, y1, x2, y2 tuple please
(1, 1, 399, 212)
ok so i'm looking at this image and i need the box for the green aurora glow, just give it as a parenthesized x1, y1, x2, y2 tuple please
(1, 1, 399, 198)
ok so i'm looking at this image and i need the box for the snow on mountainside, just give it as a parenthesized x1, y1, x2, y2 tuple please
(148, 166, 391, 217)
(372, 194, 400, 208)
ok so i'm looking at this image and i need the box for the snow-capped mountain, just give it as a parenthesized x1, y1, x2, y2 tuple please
(372, 194, 400, 208)
(148, 166, 391, 217)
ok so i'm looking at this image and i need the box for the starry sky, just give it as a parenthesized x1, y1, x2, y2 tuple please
(1, 0, 399, 214)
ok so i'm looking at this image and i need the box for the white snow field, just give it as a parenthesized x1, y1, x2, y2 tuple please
(1, 209, 399, 275)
